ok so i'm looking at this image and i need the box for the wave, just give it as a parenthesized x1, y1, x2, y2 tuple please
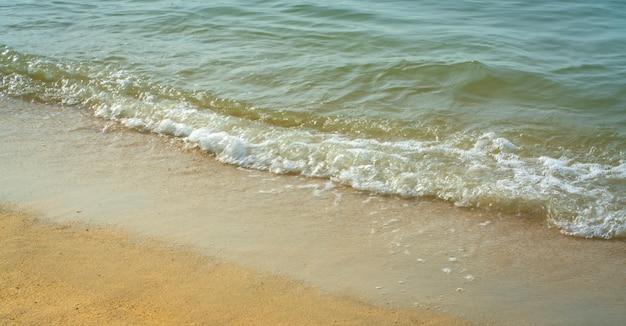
(1, 46, 624, 239)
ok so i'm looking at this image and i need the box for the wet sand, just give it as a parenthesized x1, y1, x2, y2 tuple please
(0, 210, 471, 325)
(1, 97, 625, 325)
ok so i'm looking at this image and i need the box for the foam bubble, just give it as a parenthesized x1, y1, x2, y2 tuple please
(154, 119, 193, 137)
(188, 129, 249, 163)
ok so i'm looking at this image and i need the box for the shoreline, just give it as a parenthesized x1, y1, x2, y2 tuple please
(1, 97, 625, 325)
(0, 209, 471, 325)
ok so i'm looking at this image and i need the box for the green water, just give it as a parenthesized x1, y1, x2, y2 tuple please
(1, 0, 625, 238)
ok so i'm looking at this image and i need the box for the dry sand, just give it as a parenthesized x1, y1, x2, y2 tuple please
(0, 209, 471, 326)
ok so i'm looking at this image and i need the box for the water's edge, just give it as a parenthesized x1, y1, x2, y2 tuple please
(2, 98, 625, 325)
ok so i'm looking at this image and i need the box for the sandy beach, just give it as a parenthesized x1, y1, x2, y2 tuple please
(0, 209, 472, 325)
(1, 97, 625, 325)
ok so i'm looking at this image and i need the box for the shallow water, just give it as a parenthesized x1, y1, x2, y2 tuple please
(1, 0, 625, 238)
(2, 97, 625, 325)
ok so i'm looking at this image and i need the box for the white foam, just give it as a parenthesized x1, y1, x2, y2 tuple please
(188, 128, 249, 164)
(154, 119, 193, 137)
(91, 92, 625, 238)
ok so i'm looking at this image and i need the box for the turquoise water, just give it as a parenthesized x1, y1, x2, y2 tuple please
(1, 0, 625, 238)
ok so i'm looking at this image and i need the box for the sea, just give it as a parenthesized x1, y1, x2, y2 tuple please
(1, 0, 625, 239)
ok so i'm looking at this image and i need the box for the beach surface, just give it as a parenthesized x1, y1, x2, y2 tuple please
(0, 209, 470, 325)
(1, 97, 625, 325)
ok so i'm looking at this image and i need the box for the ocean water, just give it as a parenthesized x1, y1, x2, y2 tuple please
(1, 0, 625, 239)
